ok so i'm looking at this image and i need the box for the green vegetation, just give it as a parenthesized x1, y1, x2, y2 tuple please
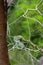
(7, 0, 43, 65)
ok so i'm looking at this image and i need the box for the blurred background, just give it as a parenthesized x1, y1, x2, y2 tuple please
(7, 0, 43, 65)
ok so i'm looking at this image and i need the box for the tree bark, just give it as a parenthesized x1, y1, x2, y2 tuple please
(0, 0, 10, 65)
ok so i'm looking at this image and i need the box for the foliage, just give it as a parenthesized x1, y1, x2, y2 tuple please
(7, 0, 43, 65)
